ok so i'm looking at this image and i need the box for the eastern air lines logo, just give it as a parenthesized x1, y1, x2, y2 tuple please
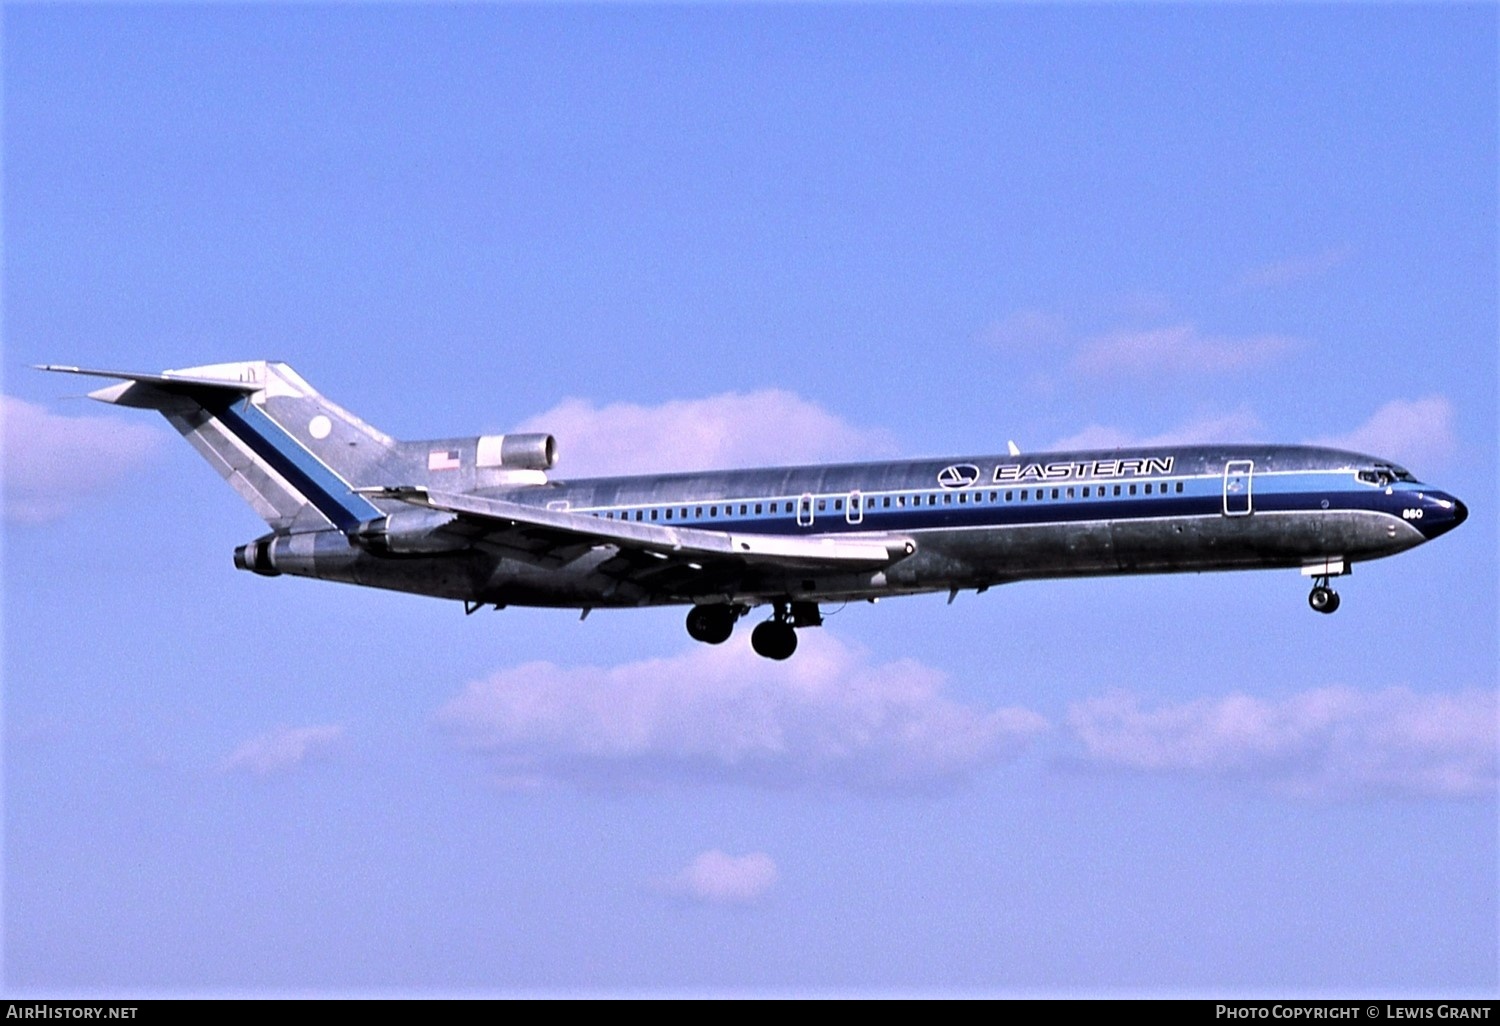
(937, 464, 982, 488)
(938, 455, 1178, 488)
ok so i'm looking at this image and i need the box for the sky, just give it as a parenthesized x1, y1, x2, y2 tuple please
(3, 3, 1496, 997)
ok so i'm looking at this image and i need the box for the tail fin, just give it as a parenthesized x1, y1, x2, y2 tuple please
(42, 361, 390, 533)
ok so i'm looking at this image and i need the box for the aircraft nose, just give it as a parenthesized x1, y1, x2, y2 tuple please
(1418, 492, 1467, 540)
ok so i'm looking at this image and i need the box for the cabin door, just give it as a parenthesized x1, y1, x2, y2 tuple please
(797, 493, 815, 527)
(846, 490, 863, 525)
(1222, 460, 1254, 516)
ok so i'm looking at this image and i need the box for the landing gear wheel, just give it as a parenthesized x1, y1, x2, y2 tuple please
(686, 604, 736, 644)
(750, 620, 798, 660)
(1309, 585, 1340, 614)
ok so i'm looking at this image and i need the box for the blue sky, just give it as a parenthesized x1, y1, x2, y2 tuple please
(3, 4, 1496, 995)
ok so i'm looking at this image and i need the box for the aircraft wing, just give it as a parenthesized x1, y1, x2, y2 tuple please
(361, 486, 916, 586)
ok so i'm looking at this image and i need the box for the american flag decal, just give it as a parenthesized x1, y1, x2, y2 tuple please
(428, 449, 461, 471)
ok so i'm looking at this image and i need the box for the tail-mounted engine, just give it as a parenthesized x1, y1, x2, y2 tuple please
(477, 433, 557, 471)
(352, 510, 468, 556)
(233, 536, 281, 577)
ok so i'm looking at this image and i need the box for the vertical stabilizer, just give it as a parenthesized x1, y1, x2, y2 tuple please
(51, 361, 392, 533)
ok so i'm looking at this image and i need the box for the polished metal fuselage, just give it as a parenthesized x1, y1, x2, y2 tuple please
(278, 444, 1465, 610)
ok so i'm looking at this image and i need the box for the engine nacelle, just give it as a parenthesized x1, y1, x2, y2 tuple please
(476, 433, 557, 471)
(352, 510, 467, 555)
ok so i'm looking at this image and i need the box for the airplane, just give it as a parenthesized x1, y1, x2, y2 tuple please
(42, 360, 1467, 660)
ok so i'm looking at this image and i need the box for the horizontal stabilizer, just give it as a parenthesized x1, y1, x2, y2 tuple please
(37, 364, 264, 395)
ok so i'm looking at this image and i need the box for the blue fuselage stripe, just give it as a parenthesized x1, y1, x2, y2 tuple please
(549, 476, 1424, 537)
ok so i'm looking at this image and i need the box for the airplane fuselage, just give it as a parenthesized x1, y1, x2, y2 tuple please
(272, 444, 1465, 611)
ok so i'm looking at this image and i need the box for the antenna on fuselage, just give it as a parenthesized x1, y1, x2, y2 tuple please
(1007, 440, 1021, 457)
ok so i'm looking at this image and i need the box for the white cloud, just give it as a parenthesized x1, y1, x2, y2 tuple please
(435, 633, 1048, 792)
(1232, 245, 1355, 292)
(1044, 396, 1457, 474)
(1310, 395, 1456, 470)
(513, 390, 899, 477)
(220, 724, 344, 777)
(1072, 323, 1296, 377)
(1066, 688, 1497, 801)
(976, 308, 1069, 350)
(660, 850, 779, 906)
(1049, 407, 1264, 452)
(1, 395, 163, 523)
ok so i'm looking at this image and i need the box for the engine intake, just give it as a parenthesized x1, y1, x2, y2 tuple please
(476, 433, 557, 471)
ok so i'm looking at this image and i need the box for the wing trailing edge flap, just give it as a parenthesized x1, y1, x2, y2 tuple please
(360, 486, 917, 571)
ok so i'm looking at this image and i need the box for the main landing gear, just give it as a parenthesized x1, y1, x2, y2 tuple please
(685, 600, 822, 660)
(1308, 576, 1341, 614)
(685, 603, 741, 645)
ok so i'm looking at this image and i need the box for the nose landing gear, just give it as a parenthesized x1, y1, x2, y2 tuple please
(1308, 576, 1341, 614)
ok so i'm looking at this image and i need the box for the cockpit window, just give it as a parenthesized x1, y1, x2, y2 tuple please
(1357, 465, 1421, 487)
